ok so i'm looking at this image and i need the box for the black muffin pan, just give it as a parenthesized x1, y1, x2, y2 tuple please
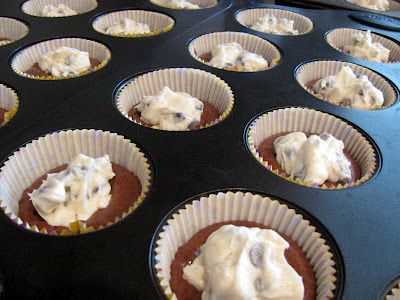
(0, 0, 399, 299)
(278, 0, 400, 20)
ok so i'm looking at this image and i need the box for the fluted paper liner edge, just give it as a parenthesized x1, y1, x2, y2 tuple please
(188, 31, 281, 72)
(387, 281, 400, 300)
(247, 107, 377, 189)
(0, 129, 151, 235)
(11, 38, 111, 80)
(0, 17, 29, 47)
(326, 28, 400, 64)
(116, 68, 234, 131)
(296, 60, 398, 110)
(0, 84, 19, 126)
(92, 10, 175, 38)
(235, 8, 313, 36)
(21, 0, 98, 17)
(150, 0, 218, 10)
(153, 191, 337, 299)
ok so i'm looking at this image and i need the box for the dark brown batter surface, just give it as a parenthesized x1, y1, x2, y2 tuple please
(128, 101, 220, 130)
(24, 58, 101, 77)
(0, 107, 7, 125)
(0, 37, 10, 42)
(305, 78, 321, 94)
(18, 163, 142, 234)
(199, 52, 243, 71)
(257, 132, 361, 188)
(170, 221, 316, 300)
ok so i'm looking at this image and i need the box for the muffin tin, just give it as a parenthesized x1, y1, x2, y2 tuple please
(0, 0, 399, 299)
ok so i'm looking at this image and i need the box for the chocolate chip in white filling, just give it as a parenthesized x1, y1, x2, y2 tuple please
(173, 112, 185, 123)
(188, 121, 200, 130)
(195, 103, 203, 111)
(254, 277, 266, 292)
(92, 186, 99, 194)
(319, 132, 331, 140)
(249, 243, 264, 268)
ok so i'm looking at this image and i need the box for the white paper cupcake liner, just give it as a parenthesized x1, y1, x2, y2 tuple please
(295, 60, 398, 110)
(247, 107, 377, 189)
(387, 281, 400, 300)
(153, 190, 338, 299)
(92, 10, 175, 38)
(116, 68, 234, 131)
(326, 28, 400, 63)
(188, 31, 281, 72)
(235, 8, 313, 36)
(0, 84, 19, 126)
(11, 38, 111, 80)
(22, 0, 98, 17)
(0, 17, 29, 47)
(0, 129, 152, 235)
(345, 0, 400, 11)
(150, 0, 218, 10)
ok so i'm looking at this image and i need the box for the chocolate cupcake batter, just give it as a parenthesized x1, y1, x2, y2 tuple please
(257, 132, 361, 188)
(170, 220, 316, 300)
(199, 52, 243, 71)
(0, 107, 7, 125)
(128, 101, 220, 130)
(24, 58, 101, 77)
(0, 37, 10, 43)
(18, 163, 142, 233)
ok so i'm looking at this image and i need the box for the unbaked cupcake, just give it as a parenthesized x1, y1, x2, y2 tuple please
(0, 84, 19, 126)
(247, 107, 377, 189)
(11, 38, 111, 80)
(345, 0, 400, 11)
(235, 8, 313, 36)
(0, 129, 151, 235)
(150, 0, 218, 10)
(0, 17, 29, 47)
(22, 0, 98, 17)
(188, 31, 281, 72)
(92, 10, 175, 38)
(326, 28, 400, 63)
(296, 60, 397, 110)
(152, 191, 339, 299)
(116, 68, 234, 131)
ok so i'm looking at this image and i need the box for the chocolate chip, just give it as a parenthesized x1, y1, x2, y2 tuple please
(92, 186, 99, 194)
(80, 166, 88, 171)
(319, 132, 331, 140)
(254, 278, 266, 292)
(358, 89, 364, 96)
(173, 113, 185, 123)
(195, 103, 203, 111)
(249, 243, 264, 268)
(188, 121, 200, 130)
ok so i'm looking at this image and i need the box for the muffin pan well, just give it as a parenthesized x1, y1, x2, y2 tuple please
(0, 0, 399, 299)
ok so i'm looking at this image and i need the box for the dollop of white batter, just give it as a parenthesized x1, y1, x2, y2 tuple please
(166, 0, 200, 9)
(105, 18, 151, 35)
(38, 46, 92, 78)
(347, 0, 389, 10)
(342, 30, 390, 63)
(209, 42, 269, 71)
(183, 225, 304, 300)
(312, 66, 384, 110)
(41, 4, 77, 17)
(251, 15, 299, 35)
(135, 86, 205, 131)
(29, 154, 115, 227)
(273, 132, 352, 185)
